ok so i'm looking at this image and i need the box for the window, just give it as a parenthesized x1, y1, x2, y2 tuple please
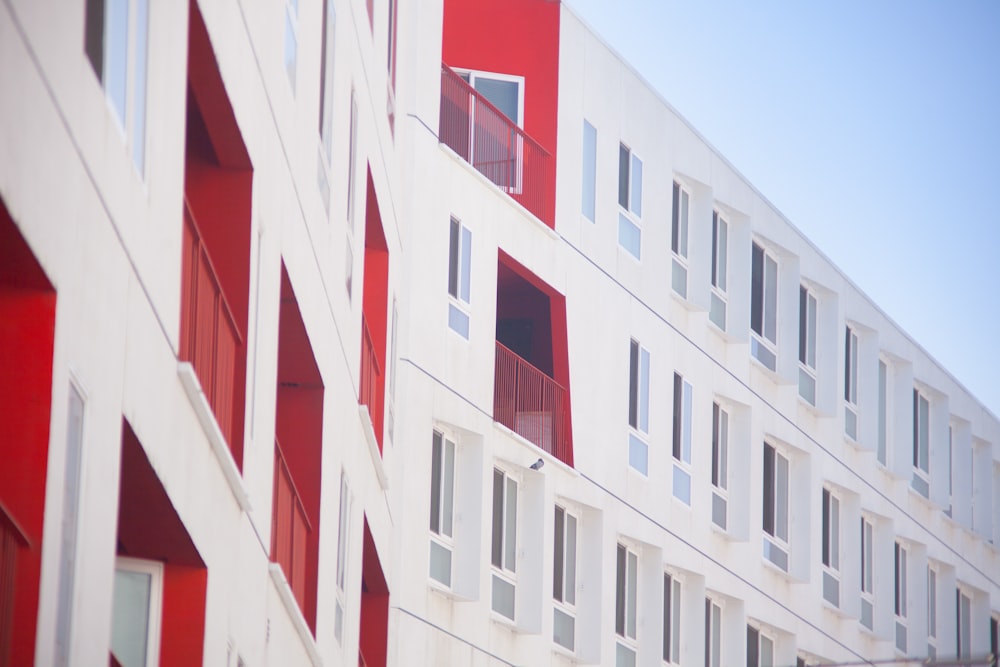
(711, 402, 729, 530)
(84, 0, 149, 174)
(662, 573, 681, 664)
(946, 425, 954, 516)
(459, 70, 523, 126)
(346, 91, 359, 229)
(894, 541, 908, 653)
(927, 566, 937, 659)
(705, 597, 722, 667)
(912, 388, 930, 497)
(429, 431, 456, 587)
(617, 144, 643, 259)
(55, 383, 86, 665)
(798, 285, 818, 404)
(750, 242, 779, 371)
(615, 543, 638, 667)
(957, 588, 972, 659)
(491, 468, 518, 621)
(553, 505, 578, 651)
(762, 442, 789, 571)
(317, 0, 337, 211)
(628, 339, 650, 475)
(582, 121, 597, 222)
(747, 625, 774, 667)
(447, 217, 472, 338)
(821, 488, 841, 607)
(710, 210, 728, 330)
(110, 557, 163, 667)
(386, 0, 398, 87)
(672, 373, 693, 504)
(877, 359, 889, 466)
(334, 473, 351, 643)
(845, 326, 859, 440)
(860, 517, 874, 630)
(671, 181, 690, 297)
(283, 0, 298, 90)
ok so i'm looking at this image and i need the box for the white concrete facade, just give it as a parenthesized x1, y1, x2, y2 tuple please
(0, 1, 997, 667)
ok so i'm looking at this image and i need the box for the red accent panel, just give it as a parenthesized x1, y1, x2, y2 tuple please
(361, 169, 389, 451)
(0, 204, 55, 667)
(118, 422, 207, 666)
(358, 519, 388, 667)
(442, 0, 560, 226)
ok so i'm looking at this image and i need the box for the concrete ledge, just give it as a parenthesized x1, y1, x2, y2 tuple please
(268, 563, 323, 667)
(359, 404, 389, 491)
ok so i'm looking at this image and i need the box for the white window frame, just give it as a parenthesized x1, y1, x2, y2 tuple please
(553, 503, 579, 652)
(750, 241, 779, 372)
(709, 209, 729, 331)
(912, 388, 931, 498)
(447, 217, 472, 339)
(957, 586, 973, 659)
(877, 357, 890, 467)
(748, 624, 775, 667)
(628, 339, 651, 476)
(662, 570, 682, 665)
(670, 180, 691, 298)
(456, 69, 526, 194)
(860, 515, 875, 631)
(334, 471, 351, 644)
(284, 0, 298, 91)
(490, 466, 519, 622)
(615, 541, 639, 663)
(671, 373, 693, 505)
(821, 487, 841, 608)
(894, 540, 908, 653)
(927, 564, 938, 659)
(762, 441, 790, 571)
(316, 0, 337, 212)
(711, 401, 730, 530)
(844, 326, 860, 441)
(705, 596, 723, 667)
(429, 430, 456, 588)
(798, 284, 818, 405)
(617, 143, 643, 260)
(111, 556, 164, 667)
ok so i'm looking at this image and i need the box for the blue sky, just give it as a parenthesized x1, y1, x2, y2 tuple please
(563, 0, 1000, 418)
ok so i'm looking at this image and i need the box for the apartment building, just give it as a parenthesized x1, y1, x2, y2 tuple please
(0, 0, 997, 666)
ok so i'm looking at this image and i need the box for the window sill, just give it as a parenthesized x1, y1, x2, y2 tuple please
(268, 563, 323, 667)
(359, 405, 389, 491)
(178, 362, 251, 512)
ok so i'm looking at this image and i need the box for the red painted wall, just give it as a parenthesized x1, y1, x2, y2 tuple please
(0, 204, 55, 667)
(442, 0, 560, 226)
(358, 519, 389, 667)
(362, 169, 389, 450)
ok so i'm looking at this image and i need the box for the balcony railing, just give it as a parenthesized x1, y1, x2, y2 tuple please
(493, 341, 568, 462)
(271, 438, 312, 611)
(180, 202, 242, 449)
(359, 316, 384, 449)
(439, 63, 550, 224)
(0, 503, 26, 667)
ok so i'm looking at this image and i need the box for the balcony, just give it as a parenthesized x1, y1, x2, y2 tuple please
(439, 63, 550, 224)
(271, 438, 312, 613)
(360, 316, 384, 450)
(180, 202, 242, 451)
(494, 341, 568, 462)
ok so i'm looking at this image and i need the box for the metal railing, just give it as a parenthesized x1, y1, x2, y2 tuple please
(439, 64, 550, 224)
(359, 316, 384, 450)
(0, 503, 26, 667)
(493, 341, 569, 462)
(271, 438, 312, 611)
(180, 202, 242, 450)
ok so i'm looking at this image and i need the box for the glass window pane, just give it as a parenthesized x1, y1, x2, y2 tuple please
(878, 361, 888, 464)
(582, 121, 597, 221)
(554, 607, 575, 650)
(711, 403, 720, 486)
(672, 183, 681, 254)
(639, 348, 650, 433)
(460, 226, 472, 303)
(553, 507, 564, 601)
(719, 410, 729, 489)
(491, 574, 515, 619)
(618, 145, 629, 209)
(807, 295, 817, 368)
(626, 552, 638, 639)
(429, 541, 452, 586)
(491, 469, 504, 568)
(670, 580, 681, 660)
(430, 433, 442, 533)
(751, 243, 764, 335)
(618, 213, 641, 259)
(448, 219, 460, 298)
(565, 514, 577, 605)
(681, 381, 692, 463)
(442, 439, 455, 537)
(761, 635, 774, 667)
(673, 465, 691, 504)
(628, 340, 639, 429)
(504, 477, 517, 572)
(284, 5, 297, 89)
(111, 568, 152, 667)
(628, 433, 648, 474)
(131, 0, 149, 174)
(918, 396, 930, 472)
(615, 544, 626, 635)
(764, 255, 778, 344)
(474, 77, 519, 124)
(776, 453, 788, 541)
(448, 305, 469, 338)
(105, 0, 128, 125)
(678, 189, 688, 256)
(630, 154, 642, 216)
(763, 444, 775, 535)
(831, 495, 840, 570)
(718, 217, 728, 290)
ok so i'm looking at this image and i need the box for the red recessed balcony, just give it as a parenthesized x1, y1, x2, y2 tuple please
(439, 63, 551, 225)
(493, 341, 569, 463)
(360, 315, 384, 449)
(271, 437, 312, 612)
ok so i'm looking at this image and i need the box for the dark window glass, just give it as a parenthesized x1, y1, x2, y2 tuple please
(615, 544, 627, 636)
(629, 340, 639, 428)
(491, 468, 504, 568)
(672, 373, 683, 459)
(751, 243, 764, 335)
(663, 573, 672, 661)
(763, 443, 775, 535)
(913, 389, 919, 467)
(430, 432, 442, 533)
(553, 506, 565, 601)
(618, 144, 630, 209)
(822, 488, 831, 567)
(672, 182, 681, 253)
(448, 218, 460, 298)
(798, 286, 808, 364)
(711, 211, 719, 284)
(704, 598, 711, 667)
(711, 402, 720, 486)
(747, 625, 760, 667)
(85, 0, 105, 79)
(844, 327, 851, 401)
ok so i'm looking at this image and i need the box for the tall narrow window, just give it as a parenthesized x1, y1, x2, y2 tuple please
(894, 541, 908, 653)
(662, 573, 681, 664)
(877, 359, 889, 466)
(821, 488, 841, 607)
(615, 543, 638, 667)
(334, 473, 351, 643)
(912, 389, 930, 497)
(671, 181, 690, 297)
(553, 505, 578, 651)
(582, 121, 597, 222)
(284, 0, 298, 90)
(798, 285, 818, 405)
(110, 557, 163, 667)
(860, 516, 874, 630)
(55, 384, 86, 665)
(672, 373, 693, 504)
(617, 144, 643, 259)
(386, 0, 398, 86)
(747, 626, 774, 667)
(316, 0, 337, 211)
(927, 566, 937, 659)
(491, 468, 518, 621)
(429, 431, 456, 587)
(946, 425, 954, 516)
(750, 242, 779, 371)
(84, 0, 149, 174)
(845, 326, 859, 440)
(447, 217, 472, 338)
(346, 91, 359, 229)
(710, 210, 729, 330)
(705, 597, 722, 667)
(957, 588, 972, 659)
(628, 339, 650, 475)
(762, 442, 789, 571)
(711, 402, 729, 530)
